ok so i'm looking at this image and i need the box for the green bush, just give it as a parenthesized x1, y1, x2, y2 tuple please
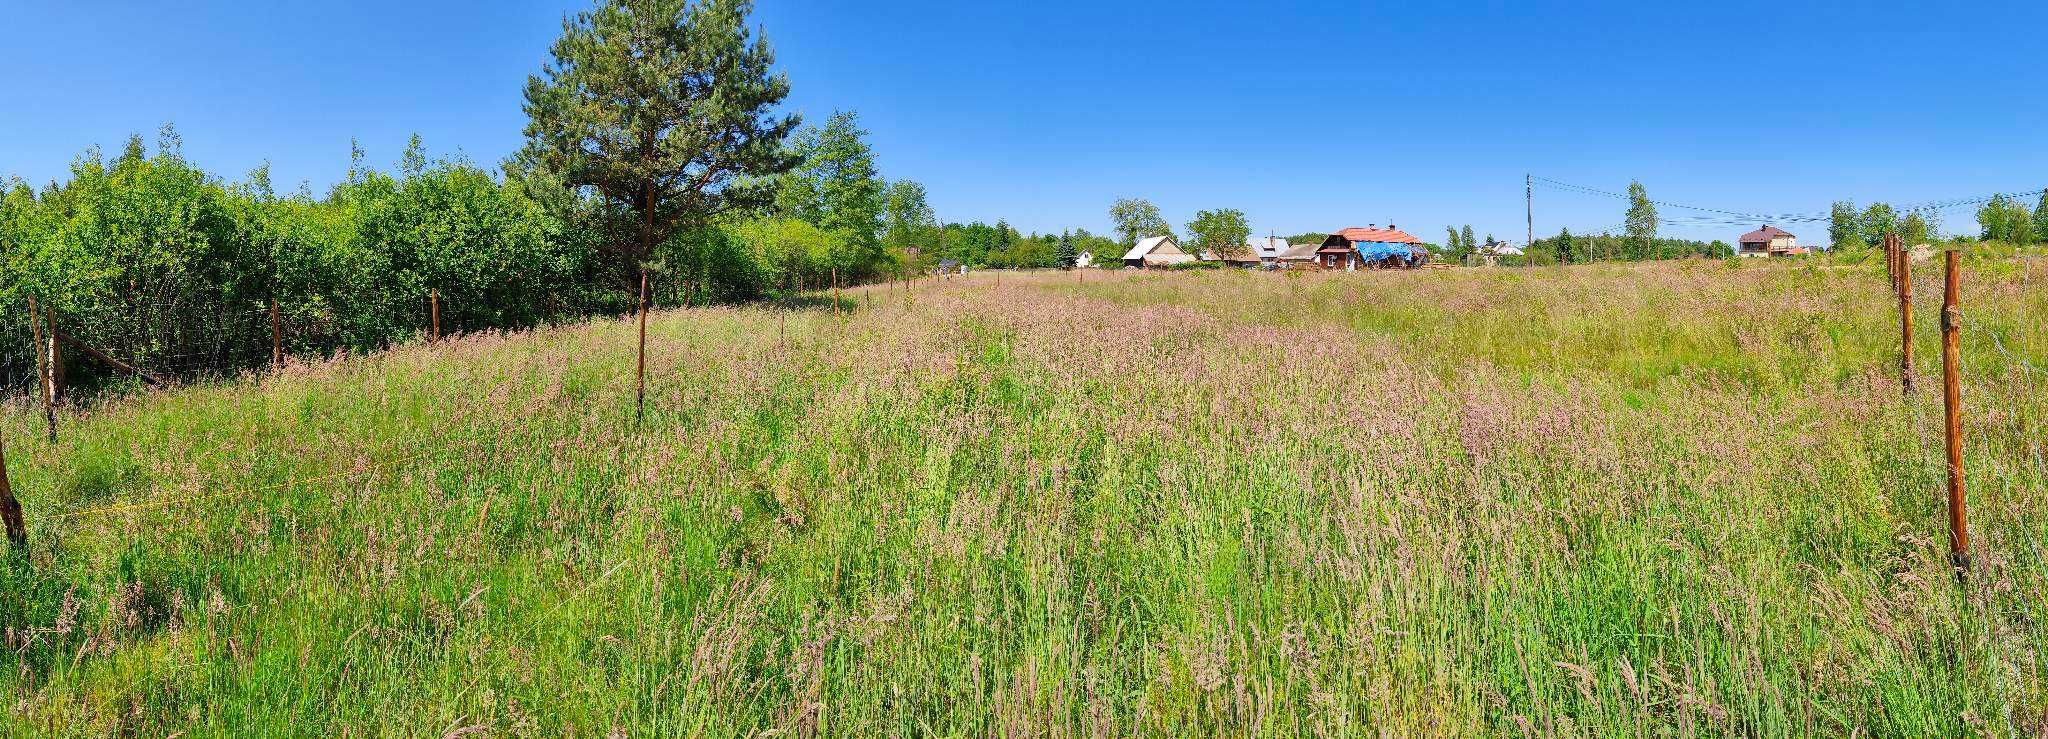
(0, 131, 848, 392)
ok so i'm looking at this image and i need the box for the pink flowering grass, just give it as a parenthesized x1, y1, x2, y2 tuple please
(1, 257, 2043, 736)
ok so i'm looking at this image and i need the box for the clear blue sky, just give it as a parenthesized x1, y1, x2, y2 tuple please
(4, 0, 2045, 245)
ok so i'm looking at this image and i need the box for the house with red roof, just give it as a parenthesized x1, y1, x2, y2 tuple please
(1737, 225, 1806, 257)
(1314, 225, 1430, 270)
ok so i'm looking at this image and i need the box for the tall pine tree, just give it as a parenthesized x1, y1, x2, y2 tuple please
(521, 0, 799, 287)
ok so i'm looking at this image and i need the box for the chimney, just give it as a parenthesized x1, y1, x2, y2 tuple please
(1389, 223, 1397, 231)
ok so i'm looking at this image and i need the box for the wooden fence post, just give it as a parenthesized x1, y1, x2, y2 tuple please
(635, 269, 650, 422)
(429, 289, 441, 344)
(270, 296, 283, 370)
(0, 433, 23, 548)
(26, 295, 54, 443)
(38, 302, 58, 443)
(832, 266, 841, 322)
(1884, 233, 1898, 291)
(1894, 237, 1914, 395)
(48, 305, 62, 405)
(1939, 249, 1969, 576)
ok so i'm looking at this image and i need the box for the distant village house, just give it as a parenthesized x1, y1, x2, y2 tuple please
(1246, 236, 1290, 267)
(1314, 225, 1429, 270)
(1470, 239, 1524, 267)
(1122, 235, 1197, 268)
(1737, 225, 1808, 257)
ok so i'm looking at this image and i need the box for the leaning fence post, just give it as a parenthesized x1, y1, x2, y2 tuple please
(0, 433, 24, 548)
(1939, 249, 1969, 577)
(429, 289, 441, 344)
(1894, 237, 1915, 395)
(635, 269, 650, 422)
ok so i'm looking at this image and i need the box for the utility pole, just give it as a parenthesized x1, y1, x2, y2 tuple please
(1525, 173, 1534, 267)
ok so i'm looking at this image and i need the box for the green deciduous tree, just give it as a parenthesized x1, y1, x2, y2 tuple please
(1108, 198, 1171, 248)
(1624, 181, 1657, 259)
(1975, 195, 2035, 244)
(1899, 211, 1930, 246)
(521, 0, 798, 287)
(1829, 201, 1863, 250)
(776, 112, 883, 246)
(881, 179, 935, 250)
(1858, 203, 1898, 248)
(1186, 208, 1251, 259)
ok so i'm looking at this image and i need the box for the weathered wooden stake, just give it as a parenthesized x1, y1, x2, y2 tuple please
(39, 303, 59, 442)
(26, 295, 54, 442)
(1895, 238, 1915, 395)
(1883, 233, 1898, 291)
(48, 305, 62, 404)
(270, 296, 283, 370)
(0, 433, 23, 548)
(1939, 249, 1969, 576)
(429, 289, 441, 343)
(635, 269, 650, 422)
(832, 266, 841, 322)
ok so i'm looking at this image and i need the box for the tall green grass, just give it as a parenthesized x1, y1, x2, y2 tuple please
(3, 257, 2044, 736)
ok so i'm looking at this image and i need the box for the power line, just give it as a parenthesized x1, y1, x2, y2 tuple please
(1532, 175, 2048, 227)
(1532, 176, 1809, 221)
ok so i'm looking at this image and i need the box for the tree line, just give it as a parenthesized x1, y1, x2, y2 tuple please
(1826, 190, 2045, 249)
(0, 0, 978, 390)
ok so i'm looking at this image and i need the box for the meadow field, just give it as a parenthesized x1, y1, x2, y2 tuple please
(2, 256, 2045, 736)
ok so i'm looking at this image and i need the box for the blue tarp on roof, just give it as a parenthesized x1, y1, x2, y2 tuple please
(1353, 241, 1410, 261)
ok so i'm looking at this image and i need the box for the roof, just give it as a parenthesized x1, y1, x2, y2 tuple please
(1329, 226, 1423, 245)
(1219, 248, 1261, 263)
(1277, 243, 1320, 260)
(1739, 225, 1794, 244)
(1246, 236, 1289, 258)
(1121, 235, 1177, 261)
